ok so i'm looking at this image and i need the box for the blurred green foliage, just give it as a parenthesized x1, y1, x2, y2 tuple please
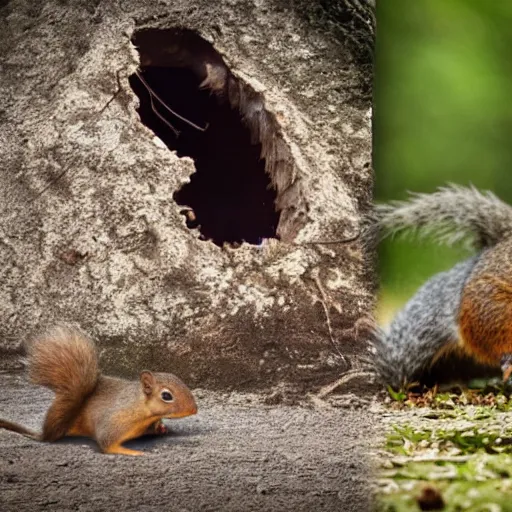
(374, 0, 512, 321)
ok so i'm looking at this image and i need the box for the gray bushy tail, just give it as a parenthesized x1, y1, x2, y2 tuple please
(372, 185, 512, 389)
(376, 184, 512, 249)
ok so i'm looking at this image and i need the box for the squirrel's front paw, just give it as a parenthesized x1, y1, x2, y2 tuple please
(147, 420, 168, 435)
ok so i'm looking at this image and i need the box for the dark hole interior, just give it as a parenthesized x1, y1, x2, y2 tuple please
(129, 58, 281, 247)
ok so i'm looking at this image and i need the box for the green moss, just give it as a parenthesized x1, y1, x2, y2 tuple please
(379, 478, 512, 512)
(378, 411, 512, 511)
(386, 424, 512, 456)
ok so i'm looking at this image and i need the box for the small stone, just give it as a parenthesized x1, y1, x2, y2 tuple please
(416, 485, 445, 511)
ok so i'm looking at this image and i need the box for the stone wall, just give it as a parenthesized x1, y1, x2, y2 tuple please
(0, 0, 375, 391)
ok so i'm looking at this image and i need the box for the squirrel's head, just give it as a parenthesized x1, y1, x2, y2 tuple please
(140, 371, 198, 419)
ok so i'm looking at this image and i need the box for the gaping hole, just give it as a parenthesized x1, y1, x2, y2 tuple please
(129, 27, 306, 247)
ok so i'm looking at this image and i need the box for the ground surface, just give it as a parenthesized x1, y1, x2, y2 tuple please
(375, 389, 512, 511)
(0, 372, 376, 512)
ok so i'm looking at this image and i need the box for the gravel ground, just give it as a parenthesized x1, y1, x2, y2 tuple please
(0, 372, 376, 512)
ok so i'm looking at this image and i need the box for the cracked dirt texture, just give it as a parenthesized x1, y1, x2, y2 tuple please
(0, 372, 376, 512)
(0, 0, 375, 390)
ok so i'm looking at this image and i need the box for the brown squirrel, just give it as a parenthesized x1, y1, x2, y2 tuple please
(371, 185, 512, 389)
(0, 324, 197, 456)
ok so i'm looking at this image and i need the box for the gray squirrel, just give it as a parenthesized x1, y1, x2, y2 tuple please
(371, 184, 512, 390)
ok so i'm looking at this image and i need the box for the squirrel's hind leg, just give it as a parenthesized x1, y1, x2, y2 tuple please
(102, 444, 144, 456)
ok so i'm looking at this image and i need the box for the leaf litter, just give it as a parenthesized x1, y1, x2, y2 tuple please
(375, 380, 512, 511)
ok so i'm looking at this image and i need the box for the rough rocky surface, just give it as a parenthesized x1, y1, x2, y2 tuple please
(0, 372, 377, 511)
(0, 0, 375, 390)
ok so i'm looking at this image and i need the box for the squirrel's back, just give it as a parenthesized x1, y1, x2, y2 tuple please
(28, 324, 99, 401)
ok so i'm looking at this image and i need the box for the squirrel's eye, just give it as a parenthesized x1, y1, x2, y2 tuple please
(161, 390, 173, 402)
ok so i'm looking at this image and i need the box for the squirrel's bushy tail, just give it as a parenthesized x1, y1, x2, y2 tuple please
(376, 184, 512, 248)
(28, 324, 99, 402)
(371, 258, 478, 390)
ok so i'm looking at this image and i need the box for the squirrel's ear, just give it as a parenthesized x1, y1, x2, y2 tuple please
(140, 371, 156, 396)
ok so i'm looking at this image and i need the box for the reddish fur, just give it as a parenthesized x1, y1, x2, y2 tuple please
(459, 240, 512, 368)
(28, 324, 99, 396)
(27, 325, 99, 441)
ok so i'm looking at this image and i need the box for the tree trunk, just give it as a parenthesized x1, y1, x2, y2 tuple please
(0, 0, 375, 391)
